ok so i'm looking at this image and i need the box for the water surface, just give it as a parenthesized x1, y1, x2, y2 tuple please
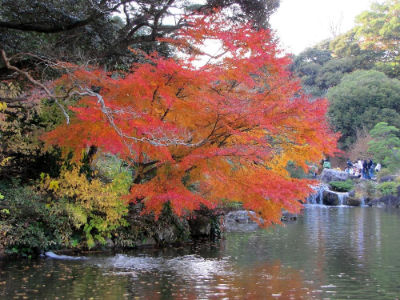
(2, 206, 400, 299)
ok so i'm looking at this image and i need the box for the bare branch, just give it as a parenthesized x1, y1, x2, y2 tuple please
(1, 49, 70, 124)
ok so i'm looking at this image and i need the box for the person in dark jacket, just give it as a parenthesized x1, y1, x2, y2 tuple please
(362, 160, 369, 179)
(368, 159, 374, 178)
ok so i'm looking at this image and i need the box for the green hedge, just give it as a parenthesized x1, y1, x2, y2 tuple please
(329, 180, 354, 192)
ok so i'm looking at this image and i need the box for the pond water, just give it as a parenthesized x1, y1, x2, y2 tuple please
(2, 206, 400, 299)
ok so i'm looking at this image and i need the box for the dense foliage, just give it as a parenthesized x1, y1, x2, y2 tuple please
(368, 122, 400, 171)
(327, 70, 400, 148)
(377, 181, 399, 196)
(290, 0, 400, 151)
(44, 12, 337, 225)
(0, 0, 341, 255)
(0, 182, 71, 257)
(0, 0, 279, 67)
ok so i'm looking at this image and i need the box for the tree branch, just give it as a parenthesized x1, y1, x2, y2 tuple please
(1, 49, 70, 124)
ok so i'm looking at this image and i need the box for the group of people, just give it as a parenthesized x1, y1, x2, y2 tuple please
(320, 158, 381, 180)
(345, 159, 381, 179)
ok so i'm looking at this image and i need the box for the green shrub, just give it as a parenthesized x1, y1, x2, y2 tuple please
(377, 181, 399, 196)
(329, 180, 354, 192)
(0, 181, 72, 257)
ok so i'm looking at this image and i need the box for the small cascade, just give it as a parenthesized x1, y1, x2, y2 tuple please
(307, 184, 351, 206)
(337, 192, 349, 206)
(307, 184, 329, 204)
(360, 197, 366, 206)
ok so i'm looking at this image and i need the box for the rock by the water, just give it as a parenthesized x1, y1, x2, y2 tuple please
(369, 195, 400, 208)
(319, 169, 349, 183)
(281, 210, 297, 221)
(224, 210, 262, 232)
(153, 222, 186, 245)
(345, 197, 362, 206)
(323, 190, 339, 205)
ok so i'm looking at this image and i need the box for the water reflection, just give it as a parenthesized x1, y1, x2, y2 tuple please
(2, 207, 400, 299)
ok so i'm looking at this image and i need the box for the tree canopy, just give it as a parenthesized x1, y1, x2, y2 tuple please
(0, 0, 279, 67)
(327, 70, 400, 148)
(290, 0, 400, 151)
(43, 12, 338, 224)
(355, 0, 400, 75)
(368, 122, 400, 171)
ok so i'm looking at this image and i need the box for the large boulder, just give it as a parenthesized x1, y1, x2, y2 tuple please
(319, 169, 349, 183)
(369, 195, 400, 208)
(379, 175, 397, 183)
(281, 210, 297, 221)
(345, 197, 362, 206)
(223, 210, 262, 232)
(323, 190, 339, 206)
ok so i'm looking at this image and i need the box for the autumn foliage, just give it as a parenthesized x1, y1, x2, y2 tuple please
(44, 12, 338, 224)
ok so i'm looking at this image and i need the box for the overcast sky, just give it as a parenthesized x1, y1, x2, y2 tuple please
(270, 0, 382, 54)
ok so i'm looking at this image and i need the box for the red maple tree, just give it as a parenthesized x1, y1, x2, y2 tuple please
(44, 12, 338, 224)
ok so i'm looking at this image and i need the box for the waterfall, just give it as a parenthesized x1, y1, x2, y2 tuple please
(337, 192, 349, 206)
(308, 184, 329, 204)
(307, 184, 350, 206)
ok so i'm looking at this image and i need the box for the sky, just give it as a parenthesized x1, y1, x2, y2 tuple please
(269, 0, 381, 54)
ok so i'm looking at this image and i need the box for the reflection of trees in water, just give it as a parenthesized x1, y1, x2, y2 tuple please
(3, 208, 400, 299)
(134, 261, 313, 300)
(0, 260, 131, 300)
(350, 208, 366, 261)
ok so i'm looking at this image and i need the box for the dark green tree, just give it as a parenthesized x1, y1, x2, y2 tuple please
(0, 0, 280, 68)
(290, 47, 362, 97)
(290, 47, 332, 97)
(327, 70, 400, 148)
(354, 0, 400, 78)
(368, 122, 400, 171)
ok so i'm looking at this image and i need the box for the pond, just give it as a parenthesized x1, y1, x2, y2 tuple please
(1, 206, 400, 299)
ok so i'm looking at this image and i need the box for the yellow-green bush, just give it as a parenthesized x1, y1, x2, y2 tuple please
(41, 161, 131, 248)
(377, 181, 399, 196)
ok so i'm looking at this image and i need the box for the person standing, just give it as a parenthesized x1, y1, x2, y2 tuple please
(357, 159, 363, 175)
(368, 159, 374, 178)
(362, 160, 369, 179)
(323, 159, 331, 169)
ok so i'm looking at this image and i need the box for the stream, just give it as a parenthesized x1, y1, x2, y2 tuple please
(2, 206, 400, 299)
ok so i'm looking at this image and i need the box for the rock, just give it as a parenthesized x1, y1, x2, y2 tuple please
(345, 197, 362, 206)
(224, 210, 262, 232)
(323, 190, 339, 206)
(281, 210, 297, 221)
(379, 175, 397, 183)
(319, 169, 349, 183)
(105, 238, 114, 248)
(137, 237, 157, 247)
(369, 195, 400, 208)
(153, 225, 180, 245)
